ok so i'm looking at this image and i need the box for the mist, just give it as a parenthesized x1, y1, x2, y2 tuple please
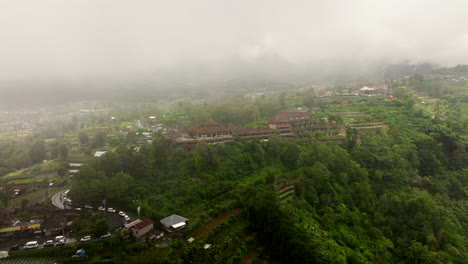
(1, 0, 468, 83)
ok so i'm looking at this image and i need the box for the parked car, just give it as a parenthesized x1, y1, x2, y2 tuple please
(24, 241, 39, 249)
(100, 232, 111, 239)
(43, 240, 54, 247)
(80, 236, 91, 242)
(98, 206, 106, 211)
(124, 215, 130, 221)
(9, 244, 20, 251)
(84, 205, 93, 209)
(107, 207, 116, 213)
(55, 239, 65, 246)
(75, 207, 82, 211)
(118, 211, 125, 217)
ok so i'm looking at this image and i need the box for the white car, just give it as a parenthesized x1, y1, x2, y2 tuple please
(118, 211, 125, 217)
(24, 241, 39, 249)
(100, 232, 111, 239)
(43, 240, 54, 247)
(98, 206, 105, 211)
(84, 205, 93, 209)
(107, 207, 116, 213)
(124, 215, 130, 221)
(80, 236, 91, 242)
(56, 239, 66, 246)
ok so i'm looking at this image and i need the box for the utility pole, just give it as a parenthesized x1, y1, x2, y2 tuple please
(137, 195, 141, 218)
(48, 182, 53, 197)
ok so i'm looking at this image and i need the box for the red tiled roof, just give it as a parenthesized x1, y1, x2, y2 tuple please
(227, 123, 241, 131)
(268, 114, 290, 123)
(200, 119, 222, 127)
(185, 120, 229, 134)
(276, 124, 292, 128)
(135, 219, 154, 230)
(235, 126, 276, 135)
(186, 126, 228, 134)
(166, 130, 183, 138)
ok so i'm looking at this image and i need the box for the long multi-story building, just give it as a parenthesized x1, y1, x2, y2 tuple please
(166, 110, 342, 151)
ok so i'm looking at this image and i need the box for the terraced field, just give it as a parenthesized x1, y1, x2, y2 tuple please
(332, 110, 389, 132)
(0, 257, 55, 264)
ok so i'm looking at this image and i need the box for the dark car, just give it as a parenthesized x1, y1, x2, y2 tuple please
(9, 244, 20, 251)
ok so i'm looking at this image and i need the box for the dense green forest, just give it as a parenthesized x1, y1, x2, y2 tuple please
(64, 82, 467, 263)
(0, 73, 466, 263)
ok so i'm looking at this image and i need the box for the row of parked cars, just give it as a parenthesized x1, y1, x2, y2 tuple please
(63, 190, 130, 222)
(11, 236, 67, 251)
(79, 232, 111, 243)
(119, 210, 131, 221)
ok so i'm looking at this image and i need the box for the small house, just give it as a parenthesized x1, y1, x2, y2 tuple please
(160, 214, 188, 232)
(121, 219, 154, 241)
(132, 219, 154, 241)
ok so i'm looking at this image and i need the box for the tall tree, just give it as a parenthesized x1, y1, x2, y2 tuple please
(30, 140, 47, 163)
(78, 131, 89, 145)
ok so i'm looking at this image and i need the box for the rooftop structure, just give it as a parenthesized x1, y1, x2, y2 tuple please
(94, 151, 107, 157)
(160, 214, 188, 231)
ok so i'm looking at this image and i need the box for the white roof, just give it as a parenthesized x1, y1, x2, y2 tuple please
(94, 151, 107, 157)
(125, 219, 142, 229)
(360, 87, 375, 91)
(160, 214, 188, 227)
(171, 222, 186, 229)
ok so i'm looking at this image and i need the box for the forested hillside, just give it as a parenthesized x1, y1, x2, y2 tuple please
(64, 79, 467, 263)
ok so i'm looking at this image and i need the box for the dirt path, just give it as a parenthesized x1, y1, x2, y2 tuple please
(233, 233, 251, 252)
(192, 208, 241, 239)
(240, 246, 264, 264)
(280, 192, 294, 201)
(277, 185, 294, 195)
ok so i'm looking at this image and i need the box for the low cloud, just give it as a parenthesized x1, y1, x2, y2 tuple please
(1, 0, 468, 81)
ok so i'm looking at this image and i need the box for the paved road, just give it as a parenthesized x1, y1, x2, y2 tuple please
(0, 237, 77, 252)
(51, 189, 67, 209)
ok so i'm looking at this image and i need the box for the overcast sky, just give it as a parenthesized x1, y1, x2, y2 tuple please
(1, 0, 468, 80)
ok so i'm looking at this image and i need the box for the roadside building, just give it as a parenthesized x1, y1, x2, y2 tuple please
(166, 109, 344, 151)
(121, 219, 154, 241)
(132, 219, 154, 241)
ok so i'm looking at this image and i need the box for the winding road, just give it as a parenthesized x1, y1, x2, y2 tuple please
(51, 189, 67, 209)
